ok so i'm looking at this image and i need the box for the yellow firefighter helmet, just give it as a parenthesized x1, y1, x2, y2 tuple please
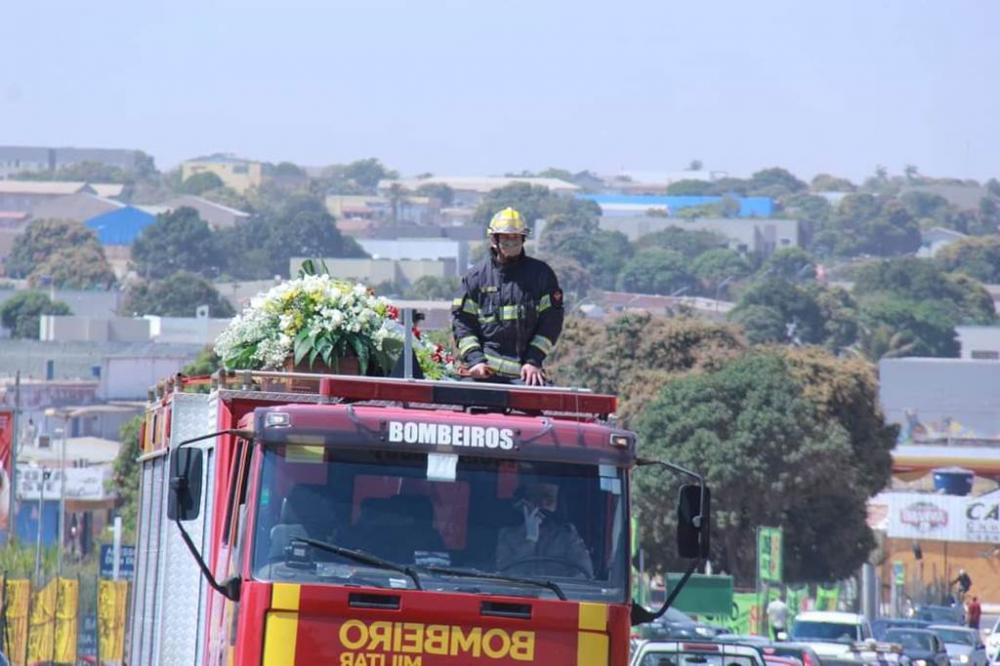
(487, 207, 528, 236)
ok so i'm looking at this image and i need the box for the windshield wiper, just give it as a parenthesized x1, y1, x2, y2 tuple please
(290, 537, 422, 590)
(420, 565, 566, 601)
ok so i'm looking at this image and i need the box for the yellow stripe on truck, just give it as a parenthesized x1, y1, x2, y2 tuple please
(263, 584, 301, 666)
(577, 602, 608, 665)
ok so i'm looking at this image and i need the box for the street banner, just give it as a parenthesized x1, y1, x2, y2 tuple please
(757, 527, 783, 583)
(98, 579, 128, 664)
(54, 578, 78, 664)
(0, 410, 13, 534)
(27, 579, 56, 665)
(5, 578, 30, 666)
(881, 492, 1000, 544)
(815, 584, 840, 611)
(711, 592, 760, 635)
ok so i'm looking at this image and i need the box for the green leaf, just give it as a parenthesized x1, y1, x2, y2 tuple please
(293, 328, 313, 365)
(350, 336, 370, 374)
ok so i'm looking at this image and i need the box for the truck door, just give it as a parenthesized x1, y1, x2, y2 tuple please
(208, 437, 253, 666)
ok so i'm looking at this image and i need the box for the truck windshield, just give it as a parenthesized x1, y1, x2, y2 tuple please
(251, 444, 628, 602)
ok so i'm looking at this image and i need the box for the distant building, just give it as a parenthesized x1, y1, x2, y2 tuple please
(0, 181, 124, 214)
(157, 195, 250, 230)
(917, 226, 966, 258)
(956, 326, 1000, 361)
(288, 257, 454, 286)
(326, 194, 436, 225)
(902, 183, 990, 210)
(85, 206, 157, 246)
(0, 146, 51, 178)
(40, 314, 231, 346)
(599, 216, 799, 256)
(180, 154, 263, 194)
(0, 287, 124, 319)
(29, 192, 125, 224)
(879, 357, 1000, 442)
(379, 176, 579, 208)
(581, 194, 774, 218)
(356, 238, 468, 276)
(588, 289, 733, 321)
(0, 145, 145, 179)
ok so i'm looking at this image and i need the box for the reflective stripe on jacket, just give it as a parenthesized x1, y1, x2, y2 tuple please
(451, 252, 563, 375)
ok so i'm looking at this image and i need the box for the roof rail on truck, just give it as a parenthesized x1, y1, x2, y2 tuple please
(152, 369, 618, 421)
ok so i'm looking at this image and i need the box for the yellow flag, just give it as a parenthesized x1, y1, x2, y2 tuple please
(98, 579, 129, 662)
(27, 579, 57, 664)
(53, 578, 78, 665)
(5, 579, 31, 666)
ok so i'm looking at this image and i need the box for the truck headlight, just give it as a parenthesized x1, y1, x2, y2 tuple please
(914, 659, 927, 666)
(958, 655, 969, 664)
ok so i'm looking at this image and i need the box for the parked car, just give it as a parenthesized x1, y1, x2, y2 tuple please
(635, 607, 725, 641)
(986, 616, 1000, 664)
(883, 628, 950, 666)
(913, 606, 966, 626)
(873, 618, 933, 641)
(928, 625, 988, 666)
(714, 635, 821, 666)
(789, 611, 874, 661)
(631, 640, 767, 666)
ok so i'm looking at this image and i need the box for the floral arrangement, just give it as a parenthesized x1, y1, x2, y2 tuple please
(214, 272, 456, 379)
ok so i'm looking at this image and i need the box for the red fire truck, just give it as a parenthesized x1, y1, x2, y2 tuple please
(129, 370, 708, 666)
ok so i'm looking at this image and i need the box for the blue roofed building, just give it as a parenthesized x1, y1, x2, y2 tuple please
(579, 194, 773, 218)
(85, 206, 157, 246)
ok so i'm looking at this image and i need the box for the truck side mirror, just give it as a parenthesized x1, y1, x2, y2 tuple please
(168, 447, 203, 521)
(677, 484, 710, 559)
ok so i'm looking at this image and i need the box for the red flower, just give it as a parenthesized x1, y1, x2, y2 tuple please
(386, 305, 400, 320)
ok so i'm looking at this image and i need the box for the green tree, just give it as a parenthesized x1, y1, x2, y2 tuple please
(471, 183, 601, 230)
(122, 271, 236, 317)
(633, 349, 892, 583)
(415, 183, 455, 207)
(935, 235, 1000, 283)
(220, 195, 367, 279)
(617, 248, 693, 295)
(6, 219, 111, 281)
(637, 227, 727, 260)
(812, 194, 921, 257)
(665, 179, 714, 196)
(729, 277, 859, 351)
(179, 171, 226, 195)
(344, 158, 398, 192)
(539, 214, 632, 290)
(690, 249, 751, 296)
(30, 243, 116, 289)
(762, 247, 817, 281)
(810, 174, 855, 192)
(746, 167, 808, 197)
(0, 291, 71, 339)
(546, 314, 746, 422)
(853, 257, 995, 324)
(110, 416, 143, 540)
(182, 346, 221, 376)
(14, 160, 133, 183)
(402, 275, 461, 300)
(687, 159, 703, 171)
(858, 296, 960, 358)
(132, 207, 223, 279)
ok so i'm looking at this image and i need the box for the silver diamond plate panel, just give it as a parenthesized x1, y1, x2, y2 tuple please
(157, 392, 217, 666)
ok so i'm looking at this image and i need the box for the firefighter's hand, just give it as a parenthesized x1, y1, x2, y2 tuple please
(521, 363, 544, 386)
(468, 362, 494, 378)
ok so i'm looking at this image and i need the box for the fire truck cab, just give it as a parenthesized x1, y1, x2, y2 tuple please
(129, 371, 708, 666)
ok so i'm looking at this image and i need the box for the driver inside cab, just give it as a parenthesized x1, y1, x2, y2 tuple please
(495, 479, 593, 578)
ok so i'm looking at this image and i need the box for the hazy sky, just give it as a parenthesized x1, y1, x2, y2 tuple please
(3, 0, 998, 182)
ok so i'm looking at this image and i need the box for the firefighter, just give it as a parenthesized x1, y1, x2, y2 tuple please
(452, 207, 564, 386)
(495, 479, 593, 578)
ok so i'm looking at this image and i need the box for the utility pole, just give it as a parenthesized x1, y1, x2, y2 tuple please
(34, 467, 48, 584)
(57, 427, 66, 576)
(9, 371, 21, 544)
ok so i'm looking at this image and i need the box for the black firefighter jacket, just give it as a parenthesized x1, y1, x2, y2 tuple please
(452, 252, 564, 377)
